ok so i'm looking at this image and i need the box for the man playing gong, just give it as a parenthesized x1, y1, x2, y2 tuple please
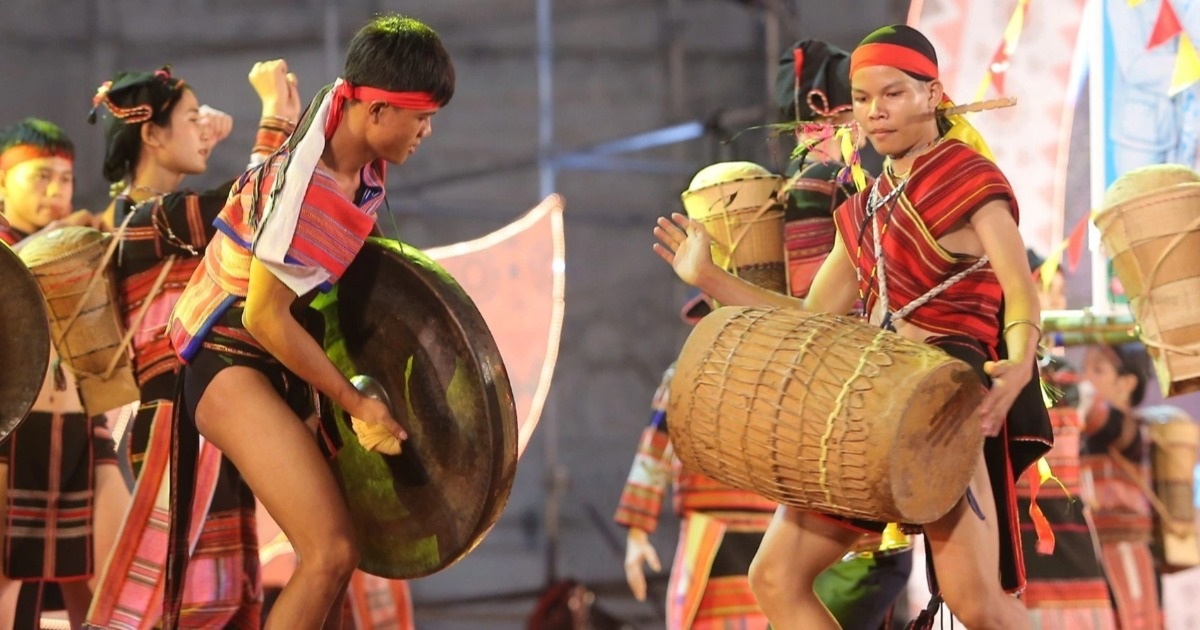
(165, 14, 452, 628)
(653, 25, 1051, 630)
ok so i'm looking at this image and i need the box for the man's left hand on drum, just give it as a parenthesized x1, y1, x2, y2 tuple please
(979, 358, 1031, 436)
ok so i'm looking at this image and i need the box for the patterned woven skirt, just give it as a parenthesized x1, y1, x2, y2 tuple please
(1, 411, 117, 580)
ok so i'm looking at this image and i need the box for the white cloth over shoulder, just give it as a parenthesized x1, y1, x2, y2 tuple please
(251, 79, 342, 297)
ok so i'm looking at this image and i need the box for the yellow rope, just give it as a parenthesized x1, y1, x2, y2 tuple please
(819, 327, 888, 504)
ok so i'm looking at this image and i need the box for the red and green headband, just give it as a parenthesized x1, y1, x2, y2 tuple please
(850, 42, 939, 80)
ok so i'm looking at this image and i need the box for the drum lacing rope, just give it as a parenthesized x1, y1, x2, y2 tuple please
(819, 327, 890, 504)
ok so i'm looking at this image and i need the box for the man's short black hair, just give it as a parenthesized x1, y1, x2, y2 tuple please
(343, 14, 455, 107)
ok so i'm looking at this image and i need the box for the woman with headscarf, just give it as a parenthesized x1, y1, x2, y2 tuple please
(84, 60, 299, 628)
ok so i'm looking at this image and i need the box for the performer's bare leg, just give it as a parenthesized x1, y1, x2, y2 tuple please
(322, 588, 348, 630)
(197, 367, 358, 629)
(0, 580, 14, 630)
(923, 452, 1029, 630)
(61, 579, 93, 628)
(0, 464, 13, 630)
(89, 464, 130, 592)
(748, 506, 861, 630)
(56, 463, 132, 627)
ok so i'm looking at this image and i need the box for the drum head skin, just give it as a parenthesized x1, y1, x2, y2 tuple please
(0, 244, 49, 442)
(314, 238, 518, 579)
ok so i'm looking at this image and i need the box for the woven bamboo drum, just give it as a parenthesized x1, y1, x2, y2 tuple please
(19, 226, 138, 414)
(668, 306, 984, 524)
(1094, 164, 1200, 397)
(681, 162, 787, 294)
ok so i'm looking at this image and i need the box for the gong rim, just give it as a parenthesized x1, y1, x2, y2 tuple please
(0, 244, 49, 443)
(327, 238, 518, 579)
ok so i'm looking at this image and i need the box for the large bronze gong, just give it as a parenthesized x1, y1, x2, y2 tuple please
(0, 243, 49, 443)
(315, 238, 519, 579)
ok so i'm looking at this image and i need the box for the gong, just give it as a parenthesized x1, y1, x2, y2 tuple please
(0, 243, 49, 443)
(316, 238, 519, 579)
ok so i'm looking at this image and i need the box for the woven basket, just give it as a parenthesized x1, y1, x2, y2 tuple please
(1094, 164, 1200, 397)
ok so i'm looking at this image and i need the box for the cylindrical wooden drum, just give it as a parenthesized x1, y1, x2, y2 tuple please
(1144, 405, 1200, 571)
(681, 162, 786, 294)
(668, 306, 985, 524)
(1094, 164, 1200, 397)
(19, 226, 138, 414)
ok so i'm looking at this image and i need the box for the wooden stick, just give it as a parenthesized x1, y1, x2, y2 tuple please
(941, 96, 1018, 117)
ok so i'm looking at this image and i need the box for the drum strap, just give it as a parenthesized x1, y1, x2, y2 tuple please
(859, 176, 989, 330)
(55, 212, 138, 377)
(870, 197, 989, 330)
(106, 255, 177, 379)
(883, 257, 989, 330)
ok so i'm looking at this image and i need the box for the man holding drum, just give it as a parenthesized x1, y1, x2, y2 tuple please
(653, 24, 1051, 630)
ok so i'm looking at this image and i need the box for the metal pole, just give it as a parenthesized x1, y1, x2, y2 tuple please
(664, 0, 686, 121)
(323, 0, 340, 82)
(763, 5, 780, 121)
(537, 0, 557, 198)
(535, 0, 564, 588)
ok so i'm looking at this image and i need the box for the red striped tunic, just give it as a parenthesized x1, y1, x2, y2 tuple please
(833, 140, 1018, 348)
(168, 152, 384, 362)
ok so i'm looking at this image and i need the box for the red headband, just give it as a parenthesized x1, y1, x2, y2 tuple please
(0, 145, 73, 171)
(326, 81, 441, 140)
(850, 43, 939, 80)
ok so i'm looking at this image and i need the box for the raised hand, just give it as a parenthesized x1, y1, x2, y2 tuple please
(198, 105, 234, 149)
(624, 527, 661, 602)
(652, 212, 721, 287)
(249, 59, 301, 125)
